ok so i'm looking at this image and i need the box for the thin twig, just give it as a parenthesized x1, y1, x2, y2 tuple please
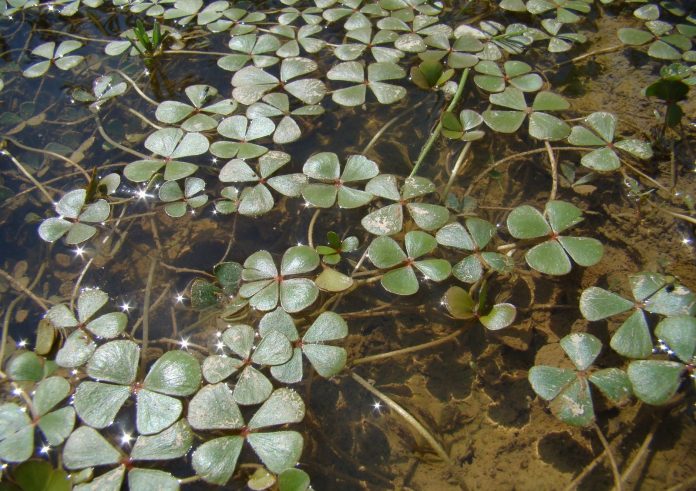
(5, 137, 90, 180)
(307, 208, 321, 249)
(126, 107, 163, 129)
(1, 149, 54, 203)
(442, 141, 472, 200)
(0, 268, 50, 311)
(593, 422, 623, 491)
(545, 141, 559, 200)
(350, 371, 452, 464)
(0, 297, 25, 379)
(558, 45, 624, 67)
(140, 255, 158, 374)
(95, 115, 148, 159)
(70, 258, 95, 311)
(616, 418, 660, 490)
(465, 146, 593, 196)
(352, 329, 464, 366)
(113, 69, 159, 106)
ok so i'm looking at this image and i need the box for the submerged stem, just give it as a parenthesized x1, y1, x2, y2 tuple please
(352, 328, 464, 366)
(442, 141, 472, 200)
(140, 255, 158, 374)
(409, 68, 470, 177)
(350, 371, 452, 465)
(1, 148, 54, 203)
(593, 422, 623, 491)
(545, 141, 558, 200)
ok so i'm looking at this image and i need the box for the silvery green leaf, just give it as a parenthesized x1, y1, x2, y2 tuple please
(63, 426, 121, 469)
(38, 218, 72, 242)
(528, 366, 576, 400)
(33, 376, 70, 416)
(609, 309, 653, 359)
(222, 324, 256, 359)
(74, 381, 130, 429)
(128, 469, 180, 491)
(87, 340, 139, 385)
(188, 383, 244, 430)
(252, 330, 292, 366)
(247, 431, 303, 474)
(56, 189, 87, 219)
(271, 348, 303, 384)
(46, 303, 78, 328)
(192, 436, 244, 485)
(136, 389, 182, 435)
(560, 332, 602, 370)
(56, 330, 96, 368)
(655, 316, 696, 363)
(143, 350, 201, 396)
(202, 355, 243, 384)
(248, 388, 305, 430)
(233, 366, 273, 405)
(38, 406, 75, 446)
(303, 344, 347, 377)
(131, 419, 193, 460)
(627, 360, 684, 405)
(549, 377, 594, 427)
(74, 466, 125, 491)
(579, 287, 633, 321)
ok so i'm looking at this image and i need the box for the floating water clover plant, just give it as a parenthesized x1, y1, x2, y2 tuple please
(442, 284, 516, 330)
(247, 92, 324, 144)
(529, 333, 632, 426)
(441, 109, 485, 141)
(61, 420, 192, 485)
(335, 26, 403, 63)
(23, 41, 83, 78)
(201, 324, 291, 404)
(436, 218, 513, 283)
(0, 377, 75, 462)
(483, 87, 571, 140)
(627, 315, 695, 405)
(158, 177, 208, 217)
(567, 112, 653, 171)
(124, 127, 209, 182)
(218, 151, 306, 216)
(239, 246, 320, 312)
(258, 308, 349, 382)
(73, 340, 201, 434)
(38, 189, 110, 244)
(155, 84, 236, 132)
(618, 20, 692, 60)
(218, 33, 281, 72)
(506, 200, 603, 275)
(409, 60, 454, 90)
(368, 231, 451, 295)
(327, 61, 407, 106)
(191, 388, 305, 483)
(473, 60, 543, 93)
(231, 57, 326, 106)
(301, 152, 378, 208)
(212, 115, 275, 159)
(579, 272, 696, 359)
(317, 231, 359, 264)
(361, 175, 449, 235)
(45, 287, 127, 367)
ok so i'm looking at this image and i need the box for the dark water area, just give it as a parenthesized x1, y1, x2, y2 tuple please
(1, 1, 695, 490)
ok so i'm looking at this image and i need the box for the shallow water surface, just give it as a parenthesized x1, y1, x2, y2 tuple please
(0, 1, 695, 490)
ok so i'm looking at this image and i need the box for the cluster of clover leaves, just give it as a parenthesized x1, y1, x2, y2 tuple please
(1, 0, 695, 488)
(2, 285, 343, 489)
